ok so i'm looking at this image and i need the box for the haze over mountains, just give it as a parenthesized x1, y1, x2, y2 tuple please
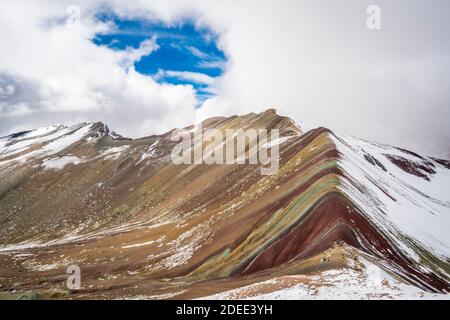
(0, 109, 449, 299)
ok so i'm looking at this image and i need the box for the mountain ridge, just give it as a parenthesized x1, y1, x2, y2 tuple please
(0, 109, 449, 299)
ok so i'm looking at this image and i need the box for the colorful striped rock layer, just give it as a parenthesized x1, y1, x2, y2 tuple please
(0, 109, 449, 299)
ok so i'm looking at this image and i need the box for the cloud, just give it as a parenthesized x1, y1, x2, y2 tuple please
(0, 83, 15, 97)
(196, 59, 226, 70)
(157, 70, 214, 85)
(185, 45, 209, 59)
(117, 37, 159, 69)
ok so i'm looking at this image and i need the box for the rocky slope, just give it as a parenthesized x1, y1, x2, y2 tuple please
(0, 109, 449, 299)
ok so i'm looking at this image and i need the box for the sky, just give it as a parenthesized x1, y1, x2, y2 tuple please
(92, 14, 226, 101)
(0, 0, 449, 157)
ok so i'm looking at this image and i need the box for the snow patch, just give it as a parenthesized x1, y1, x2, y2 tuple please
(100, 145, 129, 160)
(42, 155, 86, 170)
(122, 240, 156, 249)
(200, 258, 450, 300)
(139, 140, 159, 162)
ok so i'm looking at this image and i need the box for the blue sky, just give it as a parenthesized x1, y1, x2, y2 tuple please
(93, 13, 227, 101)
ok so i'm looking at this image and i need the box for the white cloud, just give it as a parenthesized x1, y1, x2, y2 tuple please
(0, 103, 33, 118)
(117, 37, 159, 70)
(196, 59, 226, 70)
(185, 45, 209, 59)
(0, 84, 15, 97)
(159, 70, 214, 85)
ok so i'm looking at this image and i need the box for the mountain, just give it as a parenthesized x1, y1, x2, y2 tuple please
(0, 109, 449, 299)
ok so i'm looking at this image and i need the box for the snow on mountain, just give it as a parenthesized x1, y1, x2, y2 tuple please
(332, 133, 450, 263)
(202, 255, 449, 300)
(42, 156, 87, 170)
(0, 122, 128, 171)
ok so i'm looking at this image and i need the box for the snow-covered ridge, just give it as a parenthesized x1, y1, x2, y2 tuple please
(0, 122, 130, 171)
(331, 133, 450, 264)
(0, 123, 94, 169)
(0, 122, 122, 154)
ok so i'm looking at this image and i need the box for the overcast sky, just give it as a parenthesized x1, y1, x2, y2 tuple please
(0, 0, 449, 158)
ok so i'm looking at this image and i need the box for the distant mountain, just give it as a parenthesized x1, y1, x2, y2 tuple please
(0, 109, 449, 299)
